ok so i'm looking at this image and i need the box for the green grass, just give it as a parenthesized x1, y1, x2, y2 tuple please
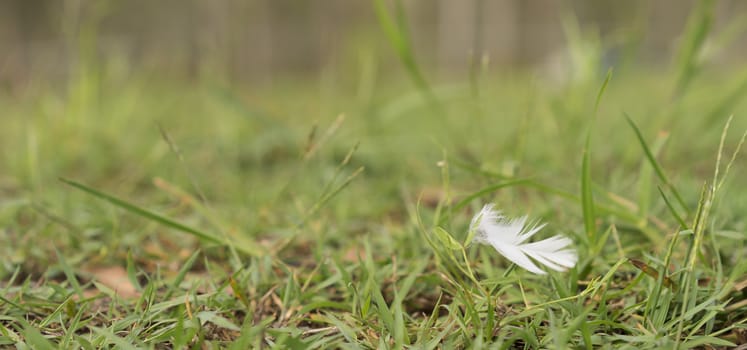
(2, 3, 747, 349)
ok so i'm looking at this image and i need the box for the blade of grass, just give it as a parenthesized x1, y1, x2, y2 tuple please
(449, 158, 642, 224)
(706, 72, 747, 122)
(157, 126, 246, 264)
(59, 299, 87, 348)
(672, 0, 715, 98)
(157, 123, 208, 204)
(594, 69, 613, 115)
(291, 140, 363, 228)
(581, 130, 595, 244)
(38, 296, 75, 329)
(60, 178, 261, 257)
(299, 166, 364, 227)
(451, 178, 534, 214)
(91, 327, 140, 350)
(316, 141, 359, 200)
(20, 321, 56, 350)
(0, 294, 28, 313)
(637, 131, 669, 222)
(303, 114, 347, 161)
(715, 116, 747, 192)
(676, 117, 742, 335)
(675, 182, 711, 345)
(390, 259, 427, 346)
(164, 249, 201, 300)
(372, 0, 442, 115)
(675, 118, 742, 333)
(658, 186, 688, 229)
(272, 115, 348, 208)
(125, 251, 141, 293)
(54, 249, 84, 300)
(449, 175, 644, 228)
(368, 277, 394, 337)
(581, 70, 612, 245)
(151, 177, 252, 259)
(624, 113, 690, 218)
(432, 150, 451, 228)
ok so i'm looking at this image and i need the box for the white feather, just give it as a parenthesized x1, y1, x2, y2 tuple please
(469, 204, 577, 275)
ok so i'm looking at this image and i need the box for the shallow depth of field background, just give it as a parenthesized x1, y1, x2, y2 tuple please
(1, 0, 747, 348)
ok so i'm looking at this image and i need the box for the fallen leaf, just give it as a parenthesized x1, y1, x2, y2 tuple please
(88, 266, 140, 298)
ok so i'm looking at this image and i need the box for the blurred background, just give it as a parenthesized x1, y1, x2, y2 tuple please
(1, 0, 747, 285)
(2, 0, 747, 90)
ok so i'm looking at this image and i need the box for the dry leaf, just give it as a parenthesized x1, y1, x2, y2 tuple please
(89, 266, 140, 298)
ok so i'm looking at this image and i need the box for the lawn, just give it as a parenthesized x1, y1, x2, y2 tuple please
(2, 3, 747, 349)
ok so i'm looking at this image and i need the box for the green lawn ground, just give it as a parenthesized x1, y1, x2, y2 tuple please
(2, 4, 747, 349)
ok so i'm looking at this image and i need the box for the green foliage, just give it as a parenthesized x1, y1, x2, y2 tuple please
(1, 2, 747, 349)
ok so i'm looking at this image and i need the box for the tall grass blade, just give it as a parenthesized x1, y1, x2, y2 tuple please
(152, 178, 231, 243)
(157, 124, 208, 204)
(706, 72, 747, 122)
(373, 0, 441, 114)
(451, 178, 533, 214)
(581, 130, 595, 244)
(433, 151, 451, 227)
(0, 293, 27, 312)
(624, 113, 690, 217)
(715, 116, 747, 192)
(658, 186, 688, 229)
(54, 248, 84, 299)
(21, 322, 57, 350)
(637, 131, 669, 221)
(60, 178, 262, 256)
(673, 0, 715, 98)
(300, 166, 364, 227)
(675, 117, 747, 344)
(594, 69, 613, 115)
(165, 249, 201, 299)
(581, 71, 612, 244)
(675, 182, 711, 346)
(677, 117, 742, 336)
(91, 327, 140, 350)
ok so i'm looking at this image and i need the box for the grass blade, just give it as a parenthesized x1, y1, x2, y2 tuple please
(625, 113, 690, 218)
(676, 183, 712, 346)
(54, 248, 84, 299)
(658, 186, 688, 229)
(706, 71, 747, 122)
(91, 327, 140, 350)
(21, 322, 56, 350)
(672, 0, 715, 98)
(582, 71, 612, 244)
(637, 130, 669, 221)
(581, 130, 595, 244)
(594, 69, 613, 115)
(451, 178, 533, 214)
(716, 116, 747, 192)
(300, 166, 365, 227)
(165, 249, 201, 299)
(60, 178, 261, 256)
(372, 0, 441, 114)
